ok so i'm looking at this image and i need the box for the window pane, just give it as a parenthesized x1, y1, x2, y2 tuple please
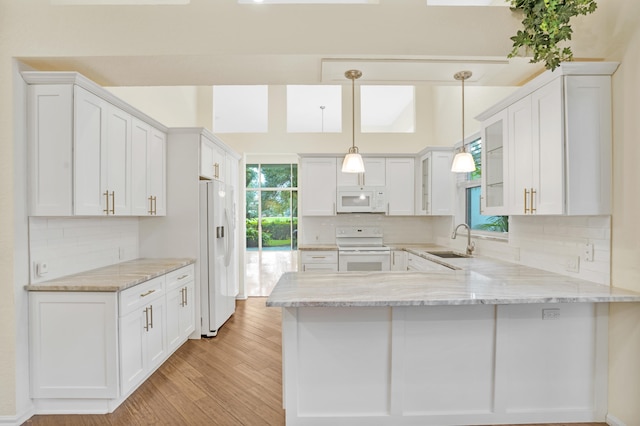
(466, 186, 508, 232)
(246, 190, 259, 219)
(361, 85, 415, 133)
(261, 164, 293, 188)
(287, 85, 342, 133)
(213, 85, 268, 133)
(246, 164, 260, 188)
(292, 164, 298, 188)
(468, 138, 482, 181)
(261, 191, 292, 250)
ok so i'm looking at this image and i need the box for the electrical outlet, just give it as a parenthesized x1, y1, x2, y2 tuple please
(565, 256, 580, 273)
(36, 262, 49, 277)
(542, 308, 560, 320)
(583, 243, 594, 262)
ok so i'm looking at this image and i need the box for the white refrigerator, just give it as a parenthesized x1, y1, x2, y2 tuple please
(200, 180, 237, 337)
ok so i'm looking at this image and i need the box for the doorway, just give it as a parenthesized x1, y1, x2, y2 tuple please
(245, 163, 298, 296)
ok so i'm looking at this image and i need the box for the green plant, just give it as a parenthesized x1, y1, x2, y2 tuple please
(477, 216, 509, 233)
(508, 0, 598, 71)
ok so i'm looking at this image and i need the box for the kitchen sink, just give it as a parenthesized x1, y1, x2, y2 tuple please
(426, 251, 470, 259)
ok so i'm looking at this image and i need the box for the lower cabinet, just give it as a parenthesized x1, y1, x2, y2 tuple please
(29, 263, 195, 412)
(300, 250, 338, 272)
(390, 250, 407, 271)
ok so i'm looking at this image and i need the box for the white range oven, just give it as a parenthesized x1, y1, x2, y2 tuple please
(336, 226, 390, 272)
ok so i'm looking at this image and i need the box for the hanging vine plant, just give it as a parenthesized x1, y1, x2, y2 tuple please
(507, 0, 598, 71)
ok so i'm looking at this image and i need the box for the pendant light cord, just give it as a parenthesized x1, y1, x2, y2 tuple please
(351, 73, 356, 152)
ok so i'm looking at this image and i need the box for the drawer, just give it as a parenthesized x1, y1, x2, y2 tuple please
(302, 264, 338, 272)
(119, 275, 165, 317)
(300, 251, 338, 264)
(166, 264, 195, 291)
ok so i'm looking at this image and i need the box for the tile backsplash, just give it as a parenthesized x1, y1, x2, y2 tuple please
(29, 217, 139, 283)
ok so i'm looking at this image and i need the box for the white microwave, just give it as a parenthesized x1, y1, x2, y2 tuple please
(336, 186, 387, 213)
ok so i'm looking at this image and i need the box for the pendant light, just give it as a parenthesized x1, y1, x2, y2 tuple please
(342, 69, 365, 174)
(451, 70, 477, 173)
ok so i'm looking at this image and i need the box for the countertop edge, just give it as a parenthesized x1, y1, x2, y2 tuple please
(24, 258, 196, 292)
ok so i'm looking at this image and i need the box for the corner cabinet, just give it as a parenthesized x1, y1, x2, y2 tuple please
(301, 157, 337, 216)
(29, 263, 195, 413)
(477, 62, 617, 216)
(24, 71, 168, 217)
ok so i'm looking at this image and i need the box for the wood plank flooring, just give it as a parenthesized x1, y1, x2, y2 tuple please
(24, 297, 607, 426)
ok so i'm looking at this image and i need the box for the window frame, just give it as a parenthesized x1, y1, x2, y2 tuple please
(454, 132, 509, 242)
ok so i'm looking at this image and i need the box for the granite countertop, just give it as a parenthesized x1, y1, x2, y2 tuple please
(25, 258, 196, 292)
(266, 251, 640, 307)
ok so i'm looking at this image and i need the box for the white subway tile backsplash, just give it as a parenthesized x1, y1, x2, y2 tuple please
(28, 217, 139, 284)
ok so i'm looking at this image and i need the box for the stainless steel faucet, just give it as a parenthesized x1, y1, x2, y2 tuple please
(452, 223, 475, 256)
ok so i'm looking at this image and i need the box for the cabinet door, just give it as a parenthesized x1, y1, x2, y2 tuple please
(148, 128, 167, 216)
(532, 77, 564, 215)
(508, 96, 533, 215)
(27, 84, 74, 216)
(419, 154, 432, 215)
(105, 104, 132, 215)
(200, 136, 215, 179)
(180, 280, 196, 338)
(131, 118, 151, 216)
(302, 264, 338, 272)
(481, 109, 509, 216)
(337, 157, 386, 187)
(213, 144, 225, 182)
(74, 86, 108, 216)
(390, 250, 407, 271)
(301, 157, 337, 216)
(430, 151, 455, 216)
(166, 286, 183, 353)
(386, 158, 414, 216)
(146, 298, 166, 372)
(119, 308, 146, 396)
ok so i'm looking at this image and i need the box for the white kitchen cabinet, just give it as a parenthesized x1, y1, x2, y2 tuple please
(300, 250, 338, 272)
(200, 135, 226, 181)
(480, 110, 509, 216)
(166, 266, 195, 353)
(417, 150, 455, 216)
(406, 253, 453, 272)
(29, 263, 195, 412)
(477, 62, 616, 216)
(337, 157, 386, 187)
(301, 157, 337, 216)
(119, 276, 166, 396)
(386, 157, 415, 215)
(74, 87, 133, 216)
(27, 85, 74, 216)
(132, 119, 166, 216)
(390, 250, 407, 271)
(24, 72, 168, 217)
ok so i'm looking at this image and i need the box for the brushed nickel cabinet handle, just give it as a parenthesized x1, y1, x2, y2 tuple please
(103, 191, 110, 215)
(524, 188, 529, 214)
(148, 196, 154, 215)
(140, 289, 156, 298)
(530, 188, 537, 214)
(143, 307, 149, 331)
(149, 304, 153, 329)
(110, 191, 115, 215)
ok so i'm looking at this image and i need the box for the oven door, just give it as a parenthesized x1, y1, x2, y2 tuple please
(338, 250, 391, 272)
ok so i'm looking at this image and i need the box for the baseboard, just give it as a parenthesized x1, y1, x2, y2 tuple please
(607, 413, 627, 426)
(0, 406, 36, 426)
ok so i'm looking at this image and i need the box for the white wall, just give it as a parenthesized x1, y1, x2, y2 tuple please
(608, 17, 640, 424)
(28, 218, 139, 284)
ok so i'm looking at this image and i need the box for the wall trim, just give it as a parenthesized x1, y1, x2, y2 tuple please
(607, 413, 627, 426)
(0, 406, 35, 426)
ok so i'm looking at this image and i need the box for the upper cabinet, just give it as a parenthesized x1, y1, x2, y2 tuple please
(24, 72, 168, 217)
(337, 157, 386, 187)
(301, 157, 337, 216)
(416, 150, 455, 216)
(386, 157, 415, 216)
(477, 62, 617, 216)
(200, 135, 226, 181)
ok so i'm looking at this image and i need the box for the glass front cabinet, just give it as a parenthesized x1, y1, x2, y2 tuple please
(480, 109, 508, 216)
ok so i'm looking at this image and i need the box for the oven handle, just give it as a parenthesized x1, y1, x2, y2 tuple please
(339, 250, 390, 255)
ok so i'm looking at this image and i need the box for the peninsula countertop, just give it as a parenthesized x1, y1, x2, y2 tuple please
(266, 251, 640, 307)
(25, 258, 196, 292)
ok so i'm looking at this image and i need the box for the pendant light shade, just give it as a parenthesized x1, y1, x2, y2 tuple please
(451, 70, 477, 173)
(342, 69, 365, 174)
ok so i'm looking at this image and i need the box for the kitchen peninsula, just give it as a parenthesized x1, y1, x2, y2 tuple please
(267, 251, 640, 426)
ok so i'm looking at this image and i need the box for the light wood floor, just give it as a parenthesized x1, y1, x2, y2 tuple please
(25, 297, 607, 426)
